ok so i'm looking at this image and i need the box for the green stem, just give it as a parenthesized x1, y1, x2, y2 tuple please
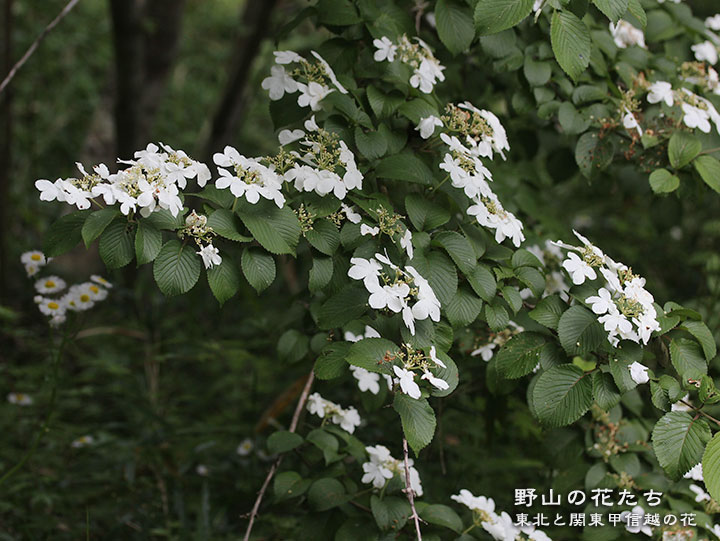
(231, 197, 238, 212)
(461, 523, 476, 535)
(429, 174, 450, 193)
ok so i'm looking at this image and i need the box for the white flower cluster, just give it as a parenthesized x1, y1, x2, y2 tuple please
(306, 392, 361, 434)
(451, 490, 552, 541)
(36, 143, 210, 217)
(7, 392, 33, 406)
(609, 20, 646, 49)
(372, 35, 445, 93)
(554, 231, 660, 346)
(181, 211, 222, 270)
(471, 321, 524, 362)
(282, 116, 363, 200)
(348, 252, 440, 336)
(692, 41, 718, 66)
(22, 251, 112, 326)
(214, 146, 285, 208)
(361, 444, 422, 496)
(71, 435, 95, 448)
(345, 326, 394, 394)
(393, 345, 449, 399)
(645, 80, 720, 133)
(261, 50, 347, 111)
(21, 250, 50, 277)
(418, 102, 524, 247)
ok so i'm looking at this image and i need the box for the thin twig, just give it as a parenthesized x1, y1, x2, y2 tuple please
(680, 399, 720, 428)
(402, 437, 423, 541)
(0, 0, 80, 96)
(242, 371, 314, 541)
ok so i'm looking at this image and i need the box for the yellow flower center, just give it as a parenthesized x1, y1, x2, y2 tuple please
(31, 254, 41, 261)
(45, 281, 55, 288)
(48, 302, 59, 310)
(90, 285, 99, 294)
(80, 294, 90, 303)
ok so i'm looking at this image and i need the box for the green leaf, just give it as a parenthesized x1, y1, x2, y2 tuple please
(532, 364, 593, 427)
(670, 337, 707, 380)
(315, 342, 351, 380)
(529, 295, 567, 329)
(524, 56, 552, 86)
(277, 329, 309, 363)
(418, 504, 463, 533)
(467, 264, 497, 302)
(651, 380, 671, 411)
(316, 285, 370, 330)
(153, 240, 202, 296)
(316, 0, 361, 25)
(703, 432, 720, 502)
(405, 194, 450, 231)
(194, 185, 235, 209)
(668, 132, 701, 169)
(207, 209, 252, 242)
(144, 208, 185, 230)
(309, 256, 333, 292)
(241, 247, 276, 293)
(652, 411, 711, 481)
(502, 286, 523, 314)
(550, 11, 591, 81)
(593, 371, 622, 411)
(393, 394, 436, 455)
(608, 358, 637, 393)
(346, 337, 398, 374)
(81, 208, 119, 247)
(511, 249, 543, 268)
(627, 0, 646, 28)
(649, 169, 680, 194)
(274, 471, 310, 501)
(516, 266, 546, 297)
(681, 321, 717, 361)
(445, 287, 483, 327)
(558, 305, 606, 356)
(693, 154, 720, 194)
(42, 211, 89, 257)
(371, 496, 410, 531)
(306, 219, 340, 255)
(436, 0, 475, 54)
(495, 332, 547, 379)
(267, 431, 303, 455)
(354, 127, 388, 160)
(485, 303, 510, 331)
(308, 478, 347, 511)
(412, 251, 457, 305)
(592, 0, 629, 23)
(376, 153, 434, 185)
(135, 220, 162, 265)
(207, 257, 241, 305)
(432, 231, 476, 274)
(236, 201, 301, 256)
(474, 0, 533, 35)
(575, 131, 614, 178)
(98, 221, 135, 269)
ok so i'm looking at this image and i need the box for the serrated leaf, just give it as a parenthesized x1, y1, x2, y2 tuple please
(668, 131, 701, 169)
(532, 364, 593, 427)
(418, 504, 463, 533)
(485, 303, 510, 331)
(693, 154, 720, 194)
(267, 431, 303, 455)
(627, 0, 646, 28)
(703, 432, 720, 502)
(502, 286, 523, 313)
(670, 337, 707, 381)
(412, 251, 457, 305)
(652, 411, 711, 481)
(99, 220, 135, 269)
(241, 247, 276, 293)
(436, 0, 475, 54)
(376, 153, 434, 185)
(371, 496, 410, 531)
(306, 219, 340, 255)
(592, 0, 629, 23)
(550, 11, 591, 81)
(42, 211, 89, 257)
(474, 0, 533, 35)
(207, 209, 252, 242)
(511, 249, 543, 268)
(445, 287, 483, 327)
(144, 208, 185, 230)
(405, 194, 450, 231)
(558, 305, 605, 356)
(346, 337, 398, 374)
(529, 295, 567, 329)
(593, 371, 622, 411)
(153, 240, 202, 296)
(516, 266, 545, 297)
(207, 257, 241, 304)
(681, 320, 717, 361)
(315, 342, 351, 380)
(81, 208, 119, 247)
(467, 264, 497, 302)
(575, 131, 614, 179)
(432, 231, 476, 274)
(393, 394, 436, 455)
(309, 256, 333, 292)
(649, 169, 680, 194)
(354, 127, 387, 160)
(316, 285, 370, 330)
(308, 478, 347, 511)
(236, 200, 300, 255)
(495, 332, 547, 379)
(135, 220, 162, 265)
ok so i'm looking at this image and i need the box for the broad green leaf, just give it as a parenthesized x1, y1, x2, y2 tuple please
(445, 287, 483, 327)
(681, 321, 717, 361)
(593, 371, 622, 411)
(649, 169, 680, 194)
(376, 153, 434, 185)
(99, 220, 135, 269)
(241, 247, 276, 293)
(236, 200, 301, 255)
(405, 194, 450, 231)
(693, 154, 720, 194)
(267, 431, 303, 455)
(575, 131, 614, 178)
(467, 264, 497, 302)
(524, 56, 552, 86)
(308, 478, 347, 511)
(592, 0, 629, 23)
(81, 208, 119, 247)
(307, 429, 340, 465)
(550, 11, 591, 81)
(652, 411, 711, 480)
(495, 332, 547, 379)
(703, 432, 720, 502)
(558, 305, 606, 356)
(306, 219, 340, 255)
(135, 220, 162, 265)
(207, 257, 241, 305)
(651, 380, 671, 411)
(412, 251, 457, 305)
(474, 0, 533, 35)
(627, 0, 647, 28)
(608, 358, 637, 393)
(277, 329, 309, 363)
(354, 127, 388, 160)
(316, 285, 371, 329)
(529, 295, 567, 329)
(42, 211, 89, 257)
(436, 0, 475, 54)
(309, 256, 333, 292)
(153, 240, 202, 296)
(346, 337, 398, 374)
(315, 342, 351, 380)
(516, 266, 546, 297)
(670, 337, 707, 380)
(418, 504, 463, 533)
(485, 303, 510, 331)
(316, 0, 361, 25)
(193, 185, 234, 209)
(274, 471, 310, 501)
(532, 364, 593, 427)
(371, 496, 410, 531)
(502, 286, 523, 314)
(511, 249, 543, 268)
(393, 394, 436, 455)
(668, 131, 701, 169)
(144, 208, 185, 230)
(207, 209, 252, 242)
(432, 231, 476, 274)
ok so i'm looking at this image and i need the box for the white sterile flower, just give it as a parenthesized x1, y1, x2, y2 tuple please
(340, 203, 361, 223)
(622, 108, 643, 136)
(335, 406, 361, 433)
(307, 392, 327, 417)
(7, 392, 33, 406)
(466, 196, 525, 247)
(362, 447, 394, 488)
(599, 308, 632, 335)
(682, 102, 712, 133)
(428, 346, 446, 368)
(478, 108, 510, 159)
(471, 343, 496, 361)
(647, 81, 675, 106)
(710, 524, 720, 539)
(360, 224, 380, 236)
(439, 153, 493, 199)
(373, 36, 397, 62)
(296, 81, 334, 111)
(629, 361, 650, 384)
(707, 15, 720, 31)
(406, 266, 441, 323)
(421, 369, 449, 390)
(261, 65, 298, 100)
(407, 460, 423, 496)
(451, 490, 496, 514)
(352, 366, 381, 394)
(71, 435, 95, 448)
(483, 511, 520, 541)
(348, 257, 382, 289)
(561, 252, 596, 285)
(685, 463, 703, 481)
(34, 275, 66, 294)
(237, 438, 254, 456)
(400, 229, 413, 259)
(214, 146, 285, 208)
(586, 287, 614, 315)
(416, 115, 443, 139)
(197, 244, 222, 270)
(35, 178, 67, 203)
(274, 50, 303, 65)
(310, 50, 347, 94)
(693, 41, 718, 65)
(610, 20, 646, 49)
(672, 394, 692, 412)
(369, 282, 410, 312)
(393, 366, 421, 399)
(690, 484, 711, 503)
(278, 129, 305, 145)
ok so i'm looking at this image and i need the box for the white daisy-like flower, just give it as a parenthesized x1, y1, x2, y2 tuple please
(237, 438, 254, 456)
(34, 275, 66, 294)
(7, 392, 33, 406)
(71, 435, 95, 448)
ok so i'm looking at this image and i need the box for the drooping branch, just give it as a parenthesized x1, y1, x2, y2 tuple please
(403, 437, 423, 541)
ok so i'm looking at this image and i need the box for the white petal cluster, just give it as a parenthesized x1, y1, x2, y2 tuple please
(71, 435, 95, 448)
(523, 241, 569, 300)
(707, 14, 720, 31)
(619, 506, 653, 536)
(628, 361, 650, 384)
(306, 392, 361, 433)
(214, 145, 285, 208)
(347, 253, 440, 336)
(372, 35, 445, 93)
(261, 50, 347, 111)
(679, 88, 720, 133)
(609, 20, 646, 49)
(20, 250, 50, 277)
(555, 231, 660, 346)
(361, 444, 423, 496)
(692, 41, 719, 65)
(7, 392, 33, 406)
